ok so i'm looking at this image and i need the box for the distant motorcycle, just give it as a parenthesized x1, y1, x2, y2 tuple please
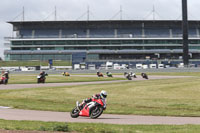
(37, 73, 48, 83)
(124, 72, 136, 80)
(124, 72, 132, 80)
(62, 72, 70, 76)
(106, 72, 113, 77)
(141, 73, 148, 79)
(0, 76, 8, 85)
(130, 72, 137, 78)
(71, 98, 106, 119)
(97, 71, 103, 77)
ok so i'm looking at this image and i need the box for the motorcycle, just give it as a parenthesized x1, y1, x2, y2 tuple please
(141, 73, 148, 79)
(124, 72, 136, 80)
(124, 72, 131, 80)
(130, 72, 137, 78)
(62, 72, 70, 76)
(0, 76, 8, 85)
(97, 72, 103, 77)
(37, 73, 48, 83)
(106, 72, 113, 77)
(71, 98, 106, 119)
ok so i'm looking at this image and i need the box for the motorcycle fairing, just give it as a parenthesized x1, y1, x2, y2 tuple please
(92, 98, 104, 106)
(79, 102, 95, 117)
(79, 99, 104, 117)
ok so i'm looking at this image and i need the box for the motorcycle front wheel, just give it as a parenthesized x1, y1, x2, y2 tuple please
(70, 107, 79, 118)
(90, 106, 103, 119)
(37, 79, 40, 83)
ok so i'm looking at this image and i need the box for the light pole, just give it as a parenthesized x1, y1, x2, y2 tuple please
(182, 0, 189, 67)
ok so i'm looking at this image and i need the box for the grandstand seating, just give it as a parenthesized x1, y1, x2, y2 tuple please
(6, 20, 200, 66)
(18, 27, 200, 39)
(62, 29, 86, 38)
(90, 28, 114, 38)
(172, 29, 182, 37)
(35, 29, 59, 38)
(20, 29, 32, 38)
(188, 29, 197, 37)
(118, 28, 142, 38)
(144, 28, 169, 38)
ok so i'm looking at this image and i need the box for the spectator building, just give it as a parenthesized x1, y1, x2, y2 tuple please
(4, 20, 200, 67)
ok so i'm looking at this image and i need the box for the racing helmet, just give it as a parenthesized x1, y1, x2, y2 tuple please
(100, 90, 107, 99)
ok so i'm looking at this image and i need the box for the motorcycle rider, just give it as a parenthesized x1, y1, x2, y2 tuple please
(37, 71, 48, 83)
(141, 73, 148, 79)
(4, 71, 9, 84)
(97, 71, 103, 77)
(130, 71, 136, 78)
(1, 71, 9, 84)
(39, 71, 47, 78)
(106, 71, 112, 77)
(77, 90, 107, 110)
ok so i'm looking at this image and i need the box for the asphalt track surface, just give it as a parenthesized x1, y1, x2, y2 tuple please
(0, 75, 198, 125)
(1, 108, 200, 125)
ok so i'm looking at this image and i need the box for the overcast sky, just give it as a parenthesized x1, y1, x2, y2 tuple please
(0, 0, 200, 59)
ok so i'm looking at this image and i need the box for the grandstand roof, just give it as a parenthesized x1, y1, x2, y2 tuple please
(8, 20, 200, 30)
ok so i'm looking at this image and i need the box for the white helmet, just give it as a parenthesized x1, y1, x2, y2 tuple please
(100, 90, 107, 99)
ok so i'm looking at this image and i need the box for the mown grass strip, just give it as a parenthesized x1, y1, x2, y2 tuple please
(0, 119, 200, 133)
(7, 74, 124, 84)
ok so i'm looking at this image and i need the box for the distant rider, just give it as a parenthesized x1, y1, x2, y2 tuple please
(77, 90, 107, 110)
(130, 71, 136, 78)
(39, 71, 46, 78)
(1, 71, 9, 84)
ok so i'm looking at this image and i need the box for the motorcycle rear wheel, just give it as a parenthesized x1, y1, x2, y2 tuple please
(70, 107, 79, 118)
(90, 106, 103, 119)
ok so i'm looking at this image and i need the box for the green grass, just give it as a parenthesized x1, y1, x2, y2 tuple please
(0, 61, 71, 66)
(1, 75, 200, 116)
(0, 119, 200, 133)
(7, 74, 124, 84)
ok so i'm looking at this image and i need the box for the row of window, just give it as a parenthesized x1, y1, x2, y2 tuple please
(11, 46, 200, 51)
(12, 39, 200, 46)
(8, 53, 200, 61)
(10, 54, 71, 61)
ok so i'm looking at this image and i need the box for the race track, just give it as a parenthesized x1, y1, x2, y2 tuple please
(0, 75, 190, 90)
(0, 108, 200, 125)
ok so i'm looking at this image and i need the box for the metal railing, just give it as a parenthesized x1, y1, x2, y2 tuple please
(5, 34, 200, 40)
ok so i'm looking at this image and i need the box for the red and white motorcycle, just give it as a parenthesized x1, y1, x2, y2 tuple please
(70, 98, 106, 119)
(0, 76, 8, 85)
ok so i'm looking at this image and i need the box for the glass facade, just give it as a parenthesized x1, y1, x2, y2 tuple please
(7, 38, 200, 61)
(5, 20, 200, 62)
(10, 54, 71, 61)
(11, 39, 200, 46)
(10, 39, 200, 51)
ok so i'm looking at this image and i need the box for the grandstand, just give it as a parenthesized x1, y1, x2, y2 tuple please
(4, 20, 200, 67)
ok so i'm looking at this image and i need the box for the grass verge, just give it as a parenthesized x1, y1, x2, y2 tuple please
(0, 119, 200, 133)
(7, 74, 124, 84)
